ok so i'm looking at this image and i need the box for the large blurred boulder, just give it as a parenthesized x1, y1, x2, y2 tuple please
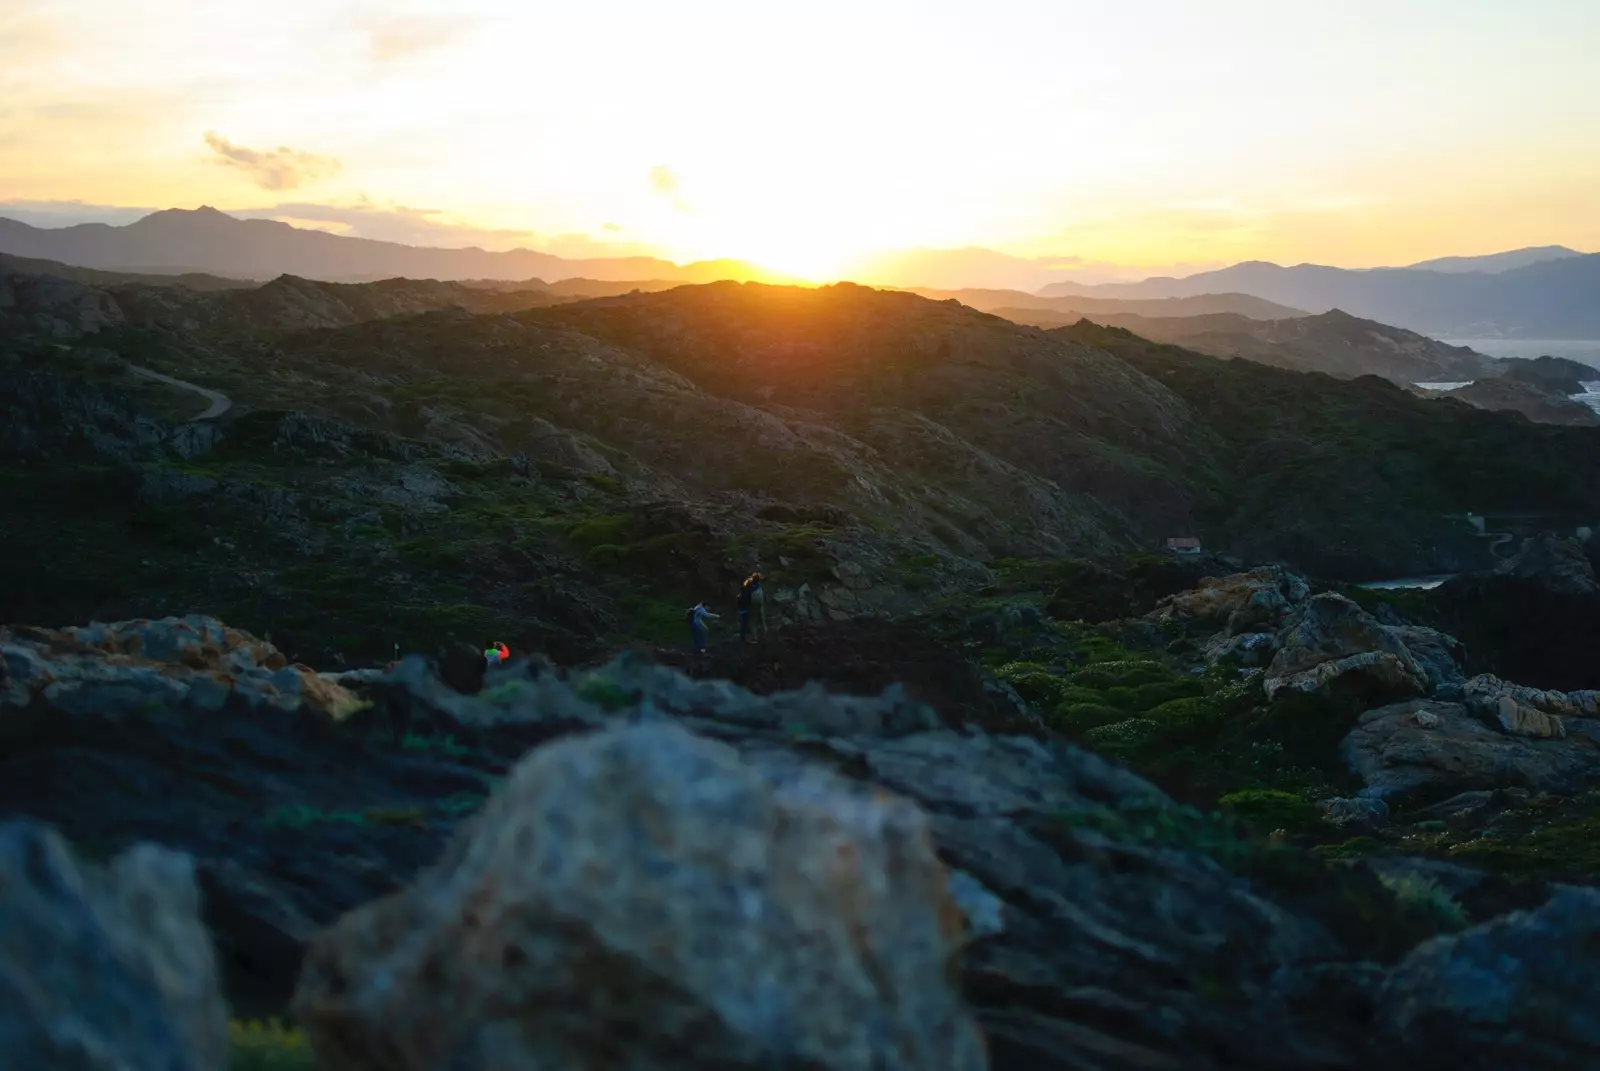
(1380, 886, 1600, 1070)
(293, 721, 989, 1071)
(0, 820, 227, 1071)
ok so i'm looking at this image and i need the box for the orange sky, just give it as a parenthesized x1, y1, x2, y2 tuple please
(1, 0, 1597, 283)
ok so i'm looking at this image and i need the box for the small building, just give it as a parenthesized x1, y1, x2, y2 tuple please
(1165, 537, 1203, 556)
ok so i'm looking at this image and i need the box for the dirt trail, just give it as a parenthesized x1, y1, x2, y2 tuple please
(127, 364, 233, 420)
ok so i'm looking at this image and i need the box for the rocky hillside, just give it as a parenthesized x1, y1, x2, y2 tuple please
(1438, 377, 1600, 427)
(1496, 354, 1600, 394)
(5, 273, 1600, 668)
(1003, 307, 1496, 383)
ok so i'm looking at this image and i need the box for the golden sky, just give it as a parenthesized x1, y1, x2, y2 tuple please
(1, 0, 1597, 284)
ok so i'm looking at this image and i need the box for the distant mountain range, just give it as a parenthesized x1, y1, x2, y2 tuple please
(903, 288, 1305, 321)
(996, 307, 1496, 383)
(1037, 250, 1600, 339)
(0, 207, 786, 286)
(3, 208, 1594, 338)
(1397, 246, 1584, 274)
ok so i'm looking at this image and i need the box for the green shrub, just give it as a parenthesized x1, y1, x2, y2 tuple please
(577, 676, 639, 712)
(1053, 702, 1128, 733)
(1083, 717, 1163, 753)
(1218, 789, 1323, 834)
(1376, 872, 1468, 932)
(1068, 659, 1172, 690)
(584, 472, 624, 494)
(1105, 685, 1140, 710)
(1129, 678, 1205, 710)
(230, 1019, 314, 1070)
(1056, 684, 1117, 708)
(1004, 670, 1067, 707)
(1145, 696, 1227, 733)
(566, 514, 631, 547)
(584, 543, 629, 567)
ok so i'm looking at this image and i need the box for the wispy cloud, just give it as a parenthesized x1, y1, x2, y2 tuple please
(362, 13, 479, 64)
(649, 164, 691, 212)
(203, 131, 341, 192)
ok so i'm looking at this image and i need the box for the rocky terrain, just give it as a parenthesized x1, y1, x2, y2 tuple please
(1000, 307, 1496, 383)
(1495, 354, 1600, 394)
(5, 269, 1600, 673)
(1438, 377, 1600, 426)
(7, 540, 1600, 1068)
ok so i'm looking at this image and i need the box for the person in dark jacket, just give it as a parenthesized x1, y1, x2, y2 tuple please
(737, 573, 766, 644)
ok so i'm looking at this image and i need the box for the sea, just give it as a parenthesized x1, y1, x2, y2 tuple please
(1422, 338, 1600, 415)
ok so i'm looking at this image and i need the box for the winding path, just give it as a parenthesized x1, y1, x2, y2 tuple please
(127, 365, 233, 421)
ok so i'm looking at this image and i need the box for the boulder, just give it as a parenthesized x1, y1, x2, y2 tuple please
(1264, 594, 1429, 703)
(1462, 673, 1600, 725)
(1380, 886, 1600, 1070)
(1492, 533, 1598, 596)
(292, 722, 989, 1071)
(1318, 796, 1389, 831)
(0, 820, 227, 1071)
(1149, 565, 1310, 633)
(1342, 699, 1600, 803)
(1383, 625, 1467, 692)
(0, 615, 366, 720)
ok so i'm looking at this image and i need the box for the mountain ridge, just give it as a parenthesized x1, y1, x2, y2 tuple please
(1036, 254, 1600, 338)
(0, 206, 789, 285)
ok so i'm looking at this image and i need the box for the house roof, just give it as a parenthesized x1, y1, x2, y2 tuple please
(1165, 537, 1202, 548)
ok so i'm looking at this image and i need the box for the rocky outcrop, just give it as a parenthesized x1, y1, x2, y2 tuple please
(1492, 533, 1598, 595)
(0, 820, 227, 1071)
(0, 613, 1385, 1069)
(1264, 593, 1429, 702)
(1443, 378, 1600, 427)
(293, 722, 989, 1070)
(11, 611, 1600, 1069)
(0, 272, 126, 336)
(1149, 564, 1310, 634)
(1379, 886, 1600, 1070)
(1, 615, 367, 719)
(1460, 673, 1600, 738)
(1342, 699, 1600, 802)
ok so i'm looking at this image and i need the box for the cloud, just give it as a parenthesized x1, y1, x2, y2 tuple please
(363, 13, 479, 64)
(649, 165, 691, 212)
(203, 132, 341, 192)
(649, 165, 679, 195)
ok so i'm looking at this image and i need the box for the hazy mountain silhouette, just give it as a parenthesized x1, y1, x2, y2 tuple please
(1036, 254, 1600, 338)
(905, 287, 1304, 320)
(1400, 245, 1583, 274)
(0, 207, 786, 285)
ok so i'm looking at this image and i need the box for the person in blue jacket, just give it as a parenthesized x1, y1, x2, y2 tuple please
(687, 601, 719, 656)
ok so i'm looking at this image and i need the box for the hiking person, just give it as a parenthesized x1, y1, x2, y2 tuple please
(738, 572, 767, 644)
(687, 602, 719, 657)
(484, 640, 510, 669)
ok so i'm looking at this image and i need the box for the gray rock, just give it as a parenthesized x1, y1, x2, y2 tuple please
(1318, 796, 1390, 831)
(0, 821, 227, 1071)
(1342, 699, 1600, 803)
(1384, 625, 1467, 693)
(293, 722, 990, 1071)
(1381, 886, 1600, 1069)
(1265, 594, 1429, 702)
(1492, 533, 1598, 595)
